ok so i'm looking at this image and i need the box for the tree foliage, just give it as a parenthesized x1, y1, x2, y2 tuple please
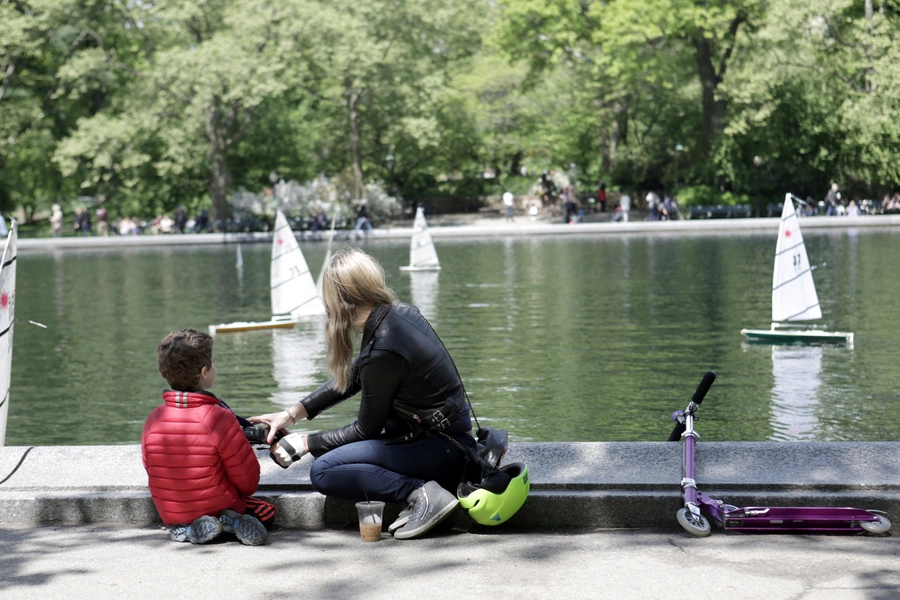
(2, 0, 900, 229)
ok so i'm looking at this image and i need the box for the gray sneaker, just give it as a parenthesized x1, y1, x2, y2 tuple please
(393, 481, 459, 540)
(218, 509, 268, 546)
(169, 515, 223, 544)
(387, 505, 412, 533)
(233, 514, 268, 546)
(218, 509, 241, 534)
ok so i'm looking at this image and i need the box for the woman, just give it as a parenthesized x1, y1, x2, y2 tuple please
(250, 247, 475, 539)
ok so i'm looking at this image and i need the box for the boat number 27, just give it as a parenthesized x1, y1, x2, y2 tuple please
(792, 253, 803, 272)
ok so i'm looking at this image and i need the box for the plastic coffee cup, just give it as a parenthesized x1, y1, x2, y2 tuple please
(355, 501, 384, 542)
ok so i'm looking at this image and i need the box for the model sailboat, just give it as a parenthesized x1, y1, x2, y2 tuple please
(400, 207, 441, 271)
(210, 211, 325, 334)
(741, 194, 853, 345)
(0, 220, 17, 446)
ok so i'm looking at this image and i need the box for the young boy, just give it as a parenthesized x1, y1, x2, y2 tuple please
(142, 328, 275, 545)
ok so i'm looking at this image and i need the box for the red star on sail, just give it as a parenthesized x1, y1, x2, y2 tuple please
(785, 230, 791, 237)
(0, 292, 8, 309)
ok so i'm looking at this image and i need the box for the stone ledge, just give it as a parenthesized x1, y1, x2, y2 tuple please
(17, 214, 900, 252)
(1, 443, 898, 529)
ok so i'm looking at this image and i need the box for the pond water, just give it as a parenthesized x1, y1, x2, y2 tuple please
(9, 229, 900, 446)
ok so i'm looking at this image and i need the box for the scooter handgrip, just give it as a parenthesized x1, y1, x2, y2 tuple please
(667, 423, 686, 442)
(691, 370, 716, 405)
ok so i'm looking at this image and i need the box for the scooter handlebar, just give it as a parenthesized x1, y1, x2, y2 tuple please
(667, 371, 716, 441)
(667, 421, 686, 442)
(691, 370, 716, 406)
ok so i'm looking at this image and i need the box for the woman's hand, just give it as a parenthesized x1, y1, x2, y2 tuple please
(248, 410, 293, 444)
(249, 403, 309, 443)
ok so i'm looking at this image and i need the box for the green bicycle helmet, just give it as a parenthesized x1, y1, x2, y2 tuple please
(457, 462, 530, 526)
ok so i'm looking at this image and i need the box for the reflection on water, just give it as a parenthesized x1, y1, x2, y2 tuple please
(408, 271, 439, 319)
(269, 319, 327, 409)
(9, 231, 900, 445)
(769, 345, 822, 441)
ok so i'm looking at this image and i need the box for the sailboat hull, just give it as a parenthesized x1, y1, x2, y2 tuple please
(741, 328, 854, 345)
(399, 265, 441, 272)
(210, 318, 298, 335)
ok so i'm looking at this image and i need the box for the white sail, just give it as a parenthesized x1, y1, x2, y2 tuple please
(236, 244, 243, 269)
(402, 207, 440, 270)
(772, 194, 821, 322)
(271, 211, 325, 318)
(0, 221, 17, 446)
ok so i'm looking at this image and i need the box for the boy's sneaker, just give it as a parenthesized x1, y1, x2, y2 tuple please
(218, 509, 241, 534)
(218, 509, 268, 545)
(169, 515, 223, 544)
(393, 481, 459, 540)
(233, 514, 268, 546)
(168, 524, 191, 543)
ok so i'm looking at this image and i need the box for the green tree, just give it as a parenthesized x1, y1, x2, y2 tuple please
(494, 0, 762, 189)
(719, 0, 900, 198)
(289, 0, 482, 199)
(0, 0, 144, 218)
(55, 0, 300, 221)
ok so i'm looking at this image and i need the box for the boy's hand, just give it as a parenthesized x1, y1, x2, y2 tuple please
(270, 433, 309, 469)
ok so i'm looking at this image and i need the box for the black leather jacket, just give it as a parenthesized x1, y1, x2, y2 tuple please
(302, 303, 471, 457)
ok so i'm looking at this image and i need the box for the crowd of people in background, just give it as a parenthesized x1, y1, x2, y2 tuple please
(803, 183, 900, 217)
(44, 203, 214, 237)
(34, 179, 900, 239)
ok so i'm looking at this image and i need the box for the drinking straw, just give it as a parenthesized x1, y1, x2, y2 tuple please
(360, 483, 376, 523)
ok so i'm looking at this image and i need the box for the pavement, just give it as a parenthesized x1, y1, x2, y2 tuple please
(1, 525, 898, 600)
(2, 442, 899, 599)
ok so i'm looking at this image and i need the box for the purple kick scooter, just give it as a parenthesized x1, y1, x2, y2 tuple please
(669, 371, 892, 537)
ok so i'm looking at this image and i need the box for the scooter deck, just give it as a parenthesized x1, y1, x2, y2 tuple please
(722, 506, 877, 533)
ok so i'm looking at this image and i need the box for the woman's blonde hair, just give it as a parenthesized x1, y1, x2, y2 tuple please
(322, 247, 397, 391)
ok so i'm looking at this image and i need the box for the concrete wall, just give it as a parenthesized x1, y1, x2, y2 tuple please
(1, 442, 897, 531)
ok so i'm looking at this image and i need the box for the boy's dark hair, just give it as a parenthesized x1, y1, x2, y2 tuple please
(157, 328, 213, 390)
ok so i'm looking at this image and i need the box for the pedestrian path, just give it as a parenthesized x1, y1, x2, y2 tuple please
(1, 525, 897, 600)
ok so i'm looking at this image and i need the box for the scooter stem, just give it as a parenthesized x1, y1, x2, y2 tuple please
(681, 412, 699, 506)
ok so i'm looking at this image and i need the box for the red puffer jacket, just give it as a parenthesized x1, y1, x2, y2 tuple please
(142, 390, 260, 526)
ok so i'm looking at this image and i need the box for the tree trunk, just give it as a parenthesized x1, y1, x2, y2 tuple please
(694, 36, 725, 153)
(345, 77, 364, 199)
(608, 101, 628, 170)
(865, 0, 876, 92)
(209, 152, 230, 223)
(510, 151, 523, 177)
(693, 16, 745, 155)
(91, 89, 105, 116)
(205, 103, 231, 223)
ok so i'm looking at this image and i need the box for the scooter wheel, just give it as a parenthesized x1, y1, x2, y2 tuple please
(676, 508, 711, 537)
(860, 514, 892, 534)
